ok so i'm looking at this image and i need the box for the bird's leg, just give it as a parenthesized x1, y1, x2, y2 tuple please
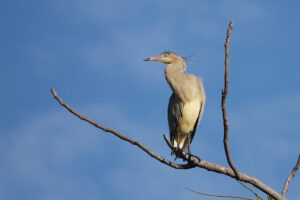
(170, 138, 179, 158)
(170, 141, 178, 159)
(175, 133, 181, 158)
(186, 133, 192, 160)
(177, 133, 180, 149)
(170, 141, 175, 156)
(175, 148, 184, 161)
(174, 147, 181, 160)
(172, 148, 179, 160)
(187, 134, 191, 154)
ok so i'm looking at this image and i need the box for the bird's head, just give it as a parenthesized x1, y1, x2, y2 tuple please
(144, 51, 181, 64)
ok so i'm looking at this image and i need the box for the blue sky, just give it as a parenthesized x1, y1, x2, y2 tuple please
(1, 0, 299, 199)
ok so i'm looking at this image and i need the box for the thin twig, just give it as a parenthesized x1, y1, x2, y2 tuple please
(282, 154, 300, 197)
(51, 88, 284, 200)
(163, 133, 173, 150)
(222, 20, 240, 180)
(186, 187, 255, 200)
(238, 181, 263, 200)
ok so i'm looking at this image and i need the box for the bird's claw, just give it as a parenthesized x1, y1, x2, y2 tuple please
(172, 147, 186, 160)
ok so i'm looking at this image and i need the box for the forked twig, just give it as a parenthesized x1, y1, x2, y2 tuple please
(50, 21, 292, 200)
(50, 88, 284, 200)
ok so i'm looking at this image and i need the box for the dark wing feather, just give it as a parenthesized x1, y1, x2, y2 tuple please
(167, 93, 183, 144)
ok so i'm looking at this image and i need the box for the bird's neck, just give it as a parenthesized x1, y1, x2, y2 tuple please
(165, 60, 186, 74)
(164, 60, 187, 98)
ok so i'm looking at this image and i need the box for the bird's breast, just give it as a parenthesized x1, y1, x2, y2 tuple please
(177, 97, 201, 133)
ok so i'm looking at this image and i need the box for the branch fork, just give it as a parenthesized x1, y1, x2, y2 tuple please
(50, 21, 299, 200)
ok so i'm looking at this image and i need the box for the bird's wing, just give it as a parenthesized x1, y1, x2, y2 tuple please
(168, 93, 183, 143)
(191, 100, 205, 142)
(183, 79, 206, 150)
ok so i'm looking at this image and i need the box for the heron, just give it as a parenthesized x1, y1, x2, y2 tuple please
(144, 51, 206, 157)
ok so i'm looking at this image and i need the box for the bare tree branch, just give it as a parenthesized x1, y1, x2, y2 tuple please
(282, 154, 300, 197)
(51, 88, 285, 200)
(186, 187, 255, 200)
(49, 20, 295, 200)
(222, 20, 241, 180)
(50, 88, 194, 170)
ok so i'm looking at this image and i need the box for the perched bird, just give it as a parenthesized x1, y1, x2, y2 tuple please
(144, 51, 206, 156)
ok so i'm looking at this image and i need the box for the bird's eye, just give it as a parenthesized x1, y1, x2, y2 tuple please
(161, 52, 169, 57)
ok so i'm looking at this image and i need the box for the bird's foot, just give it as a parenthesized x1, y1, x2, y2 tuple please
(185, 152, 193, 162)
(172, 147, 185, 160)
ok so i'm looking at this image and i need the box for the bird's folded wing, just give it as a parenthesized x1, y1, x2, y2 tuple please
(168, 93, 183, 143)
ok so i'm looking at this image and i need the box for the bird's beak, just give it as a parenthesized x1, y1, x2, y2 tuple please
(143, 55, 162, 62)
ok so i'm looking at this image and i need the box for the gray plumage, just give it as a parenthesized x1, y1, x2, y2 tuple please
(144, 51, 206, 155)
